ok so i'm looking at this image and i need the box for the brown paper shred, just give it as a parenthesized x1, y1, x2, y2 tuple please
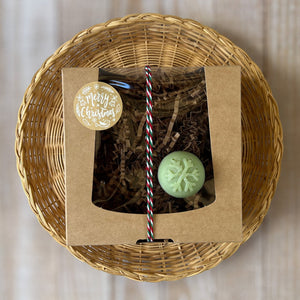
(120, 148, 126, 185)
(166, 132, 180, 152)
(93, 169, 121, 204)
(113, 188, 145, 211)
(132, 111, 147, 150)
(156, 96, 179, 152)
(92, 67, 215, 213)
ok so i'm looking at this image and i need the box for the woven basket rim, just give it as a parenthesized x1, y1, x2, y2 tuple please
(15, 13, 283, 282)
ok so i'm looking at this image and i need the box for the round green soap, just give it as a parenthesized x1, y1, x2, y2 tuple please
(158, 151, 205, 198)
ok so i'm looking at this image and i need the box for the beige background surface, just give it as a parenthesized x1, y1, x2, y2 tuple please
(1, 0, 299, 299)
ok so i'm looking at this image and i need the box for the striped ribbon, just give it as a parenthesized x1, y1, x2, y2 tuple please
(145, 65, 154, 242)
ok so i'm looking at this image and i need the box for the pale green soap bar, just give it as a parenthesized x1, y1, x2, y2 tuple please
(158, 151, 205, 198)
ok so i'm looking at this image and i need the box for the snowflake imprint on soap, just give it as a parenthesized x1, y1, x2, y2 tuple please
(167, 158, 201, 192)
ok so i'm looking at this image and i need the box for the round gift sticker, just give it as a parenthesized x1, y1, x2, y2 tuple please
(74, 81, 123, 130)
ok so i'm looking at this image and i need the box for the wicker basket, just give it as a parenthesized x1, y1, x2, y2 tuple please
(15, 13, 283, 282)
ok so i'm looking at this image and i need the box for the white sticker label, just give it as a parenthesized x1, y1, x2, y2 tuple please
(74, 81, 123, 130)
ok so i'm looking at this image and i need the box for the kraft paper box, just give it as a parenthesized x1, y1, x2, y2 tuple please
(63, 66, 242, 245)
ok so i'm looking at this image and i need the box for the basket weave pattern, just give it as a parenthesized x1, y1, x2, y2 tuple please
(15, 14, 283, 282)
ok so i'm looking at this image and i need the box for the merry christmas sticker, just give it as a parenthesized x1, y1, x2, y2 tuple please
(74, 81, 123, 130)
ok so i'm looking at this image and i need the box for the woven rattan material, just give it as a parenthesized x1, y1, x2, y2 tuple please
(15, 14, 283, 282)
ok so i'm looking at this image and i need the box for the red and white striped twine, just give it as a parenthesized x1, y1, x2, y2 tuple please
(145, 65, 154, 242)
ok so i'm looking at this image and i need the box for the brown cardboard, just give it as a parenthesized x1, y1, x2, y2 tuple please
(63, 66, 242, 245)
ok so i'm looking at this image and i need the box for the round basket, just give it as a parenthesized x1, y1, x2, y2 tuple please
(15, 13, 283, 282)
